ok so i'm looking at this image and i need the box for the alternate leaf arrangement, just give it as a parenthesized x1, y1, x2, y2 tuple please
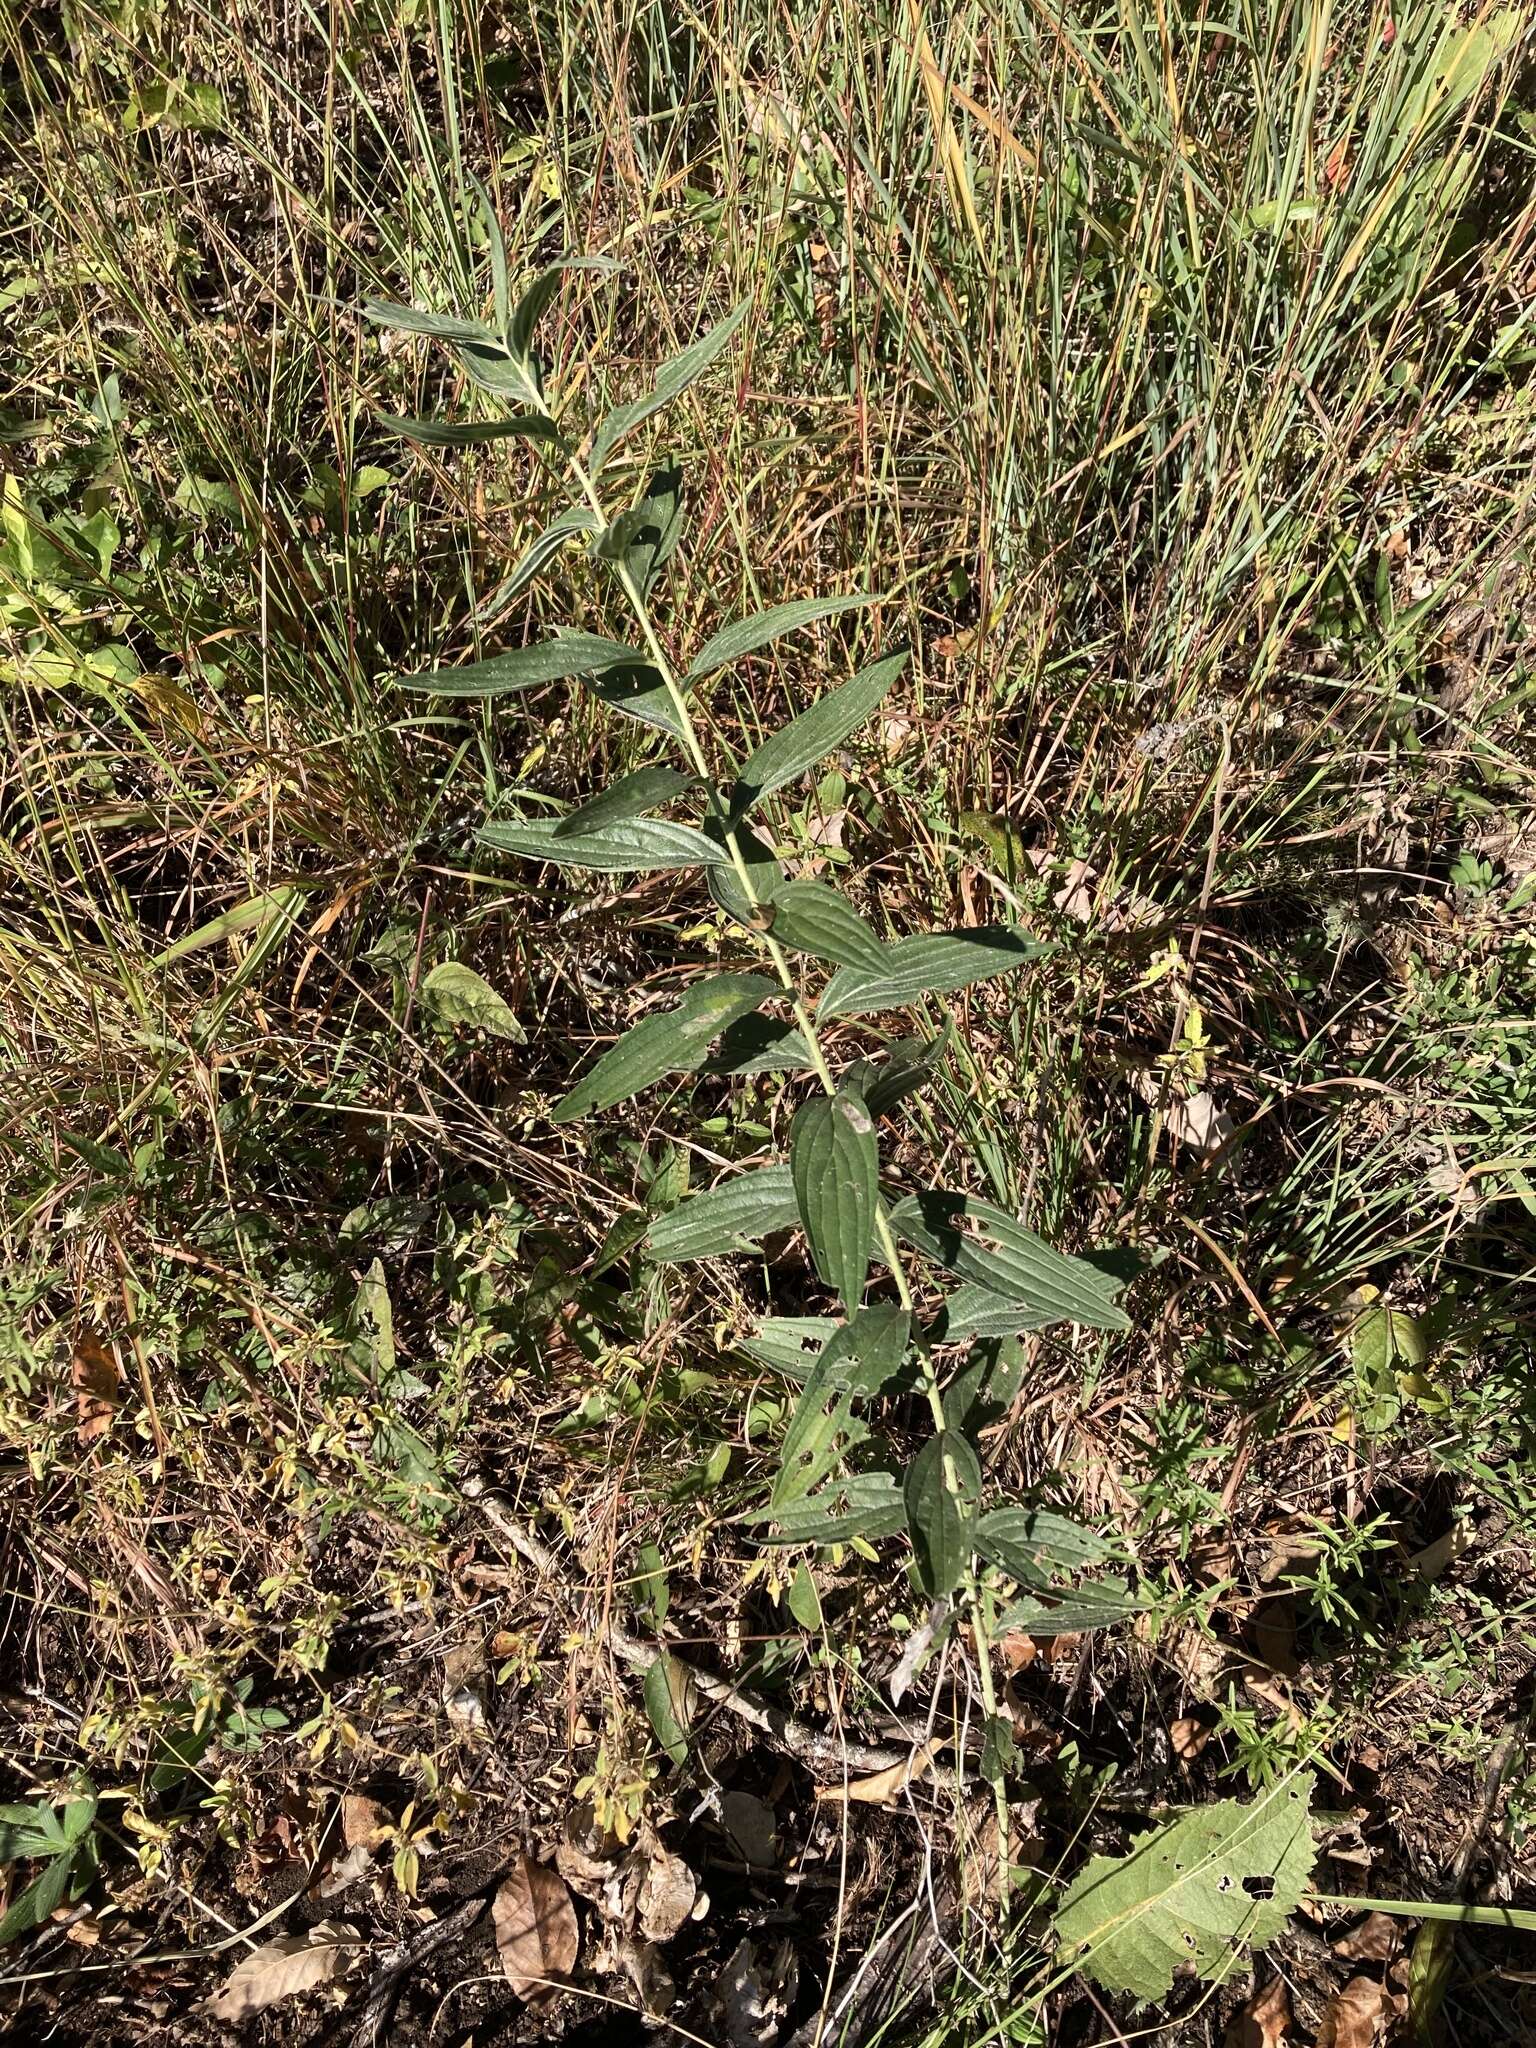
(365, 234, 1137, 1890)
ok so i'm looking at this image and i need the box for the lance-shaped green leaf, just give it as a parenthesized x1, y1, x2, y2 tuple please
(375, 410, 560, 446)
(1051, 1776, 1317, 2002)
(507, 267, 562, 363)
(477, 816, 726, 873)
(890, 1190, 1131, 1332)
(479, 506, 601, 621)
(790, 1089, 878, 1305)
(474, 171, 510, 336)
(688, 594, 876, 681)
(942, 1335, 1028, 1434)
(773, 1306, 910, 1506)
(729, 650, 907, 815)
(745, 1468, 907, 1545)
(903, 1433, 982, 1597)
(940, 1285, 1050, 1342)
(362, 299, 498, 345)
(506, 254, 617, 364)
(819, 926, 1051, 1020)
(843, 1030, 950, 1117)
(594, 463, 684, 599)
(551, 974, 776, 1124)
(645, 1164, 799, 1262)
(555, 765, 697, 837)
(152, 886, 307, 967)
(590, 300, 749, 468)
(995, 1583, 1147, 1636)
(701, 1013, 814, 1077)
(975, 1506, 1117, 1585)
(642, 1653, 694, 1768)
(766, 882, 886, 969)
(589, 663, 689, 740)
(397, 632, 646, 697)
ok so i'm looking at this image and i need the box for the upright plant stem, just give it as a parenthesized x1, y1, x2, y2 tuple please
(556, 438, 1012, 1898)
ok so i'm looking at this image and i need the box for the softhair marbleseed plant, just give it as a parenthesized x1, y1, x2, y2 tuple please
(364, 229, 1134, 1874)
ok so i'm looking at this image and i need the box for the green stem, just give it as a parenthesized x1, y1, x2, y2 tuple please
(1312, 1893, 1536, 1932)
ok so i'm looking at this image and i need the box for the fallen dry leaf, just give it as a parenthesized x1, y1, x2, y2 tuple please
(1225, 1975, 1293, 2047)
(1165, 1088, 1238, 1160)
(615, 1932, 675, 2018)
(635, 1845, 697, 1943)
(718, 1936, 799, 2048)
(317, 1843, 375, 1899)
(493, 1853, 579, 2001)
(71, 1332, 121, 1443)
(1315, 1974, 1387, 2048)
(999, 1632, 1038, 1673)
(815, 1742, 939, 1805)
(1170, 1715, 1213, 1762)
(202, 1921, 361, 2021)
(1333, 1911, 1401, 1962)
(341, 1794, 391, 1850)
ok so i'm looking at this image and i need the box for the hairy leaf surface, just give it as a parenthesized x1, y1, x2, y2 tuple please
(819, 926, 1051, 1019)
(398, 632, 645, 697)
(904, 1433, 981, 1597)
(645, 1165, 799, 1262)
(767, 881, 886, 968)
(554, 765, 697, 837)
(1051, 1777, 1316, 2002)
(590, 302, 748, 467)
(729, 650, 906, 813)
(790, 1090, 878, 1305)
(688, 594, 875, 680)
(478, 816, 725, 872)
(891, 1191, 1131, 1331)
(551, 974, 776, 1123)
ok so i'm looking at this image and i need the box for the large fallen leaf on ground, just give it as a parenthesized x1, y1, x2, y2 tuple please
(1052, 1775, 1316, 2002)
(493, 1853, 579, 2000)
(203, 1921, 361, 2020)
(1316, 1973, 1386, 2048)
(1226, 1975, 1293, 2047)
(71, 1332, 120, 1442)
(636, 1843, 697, 1942)
(1333, 1910, 1400, 1962)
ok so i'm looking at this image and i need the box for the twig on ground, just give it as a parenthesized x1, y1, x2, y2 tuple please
(344, 1897, 485, 2048)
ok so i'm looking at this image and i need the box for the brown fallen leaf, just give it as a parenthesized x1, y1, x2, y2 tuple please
(636, 1844, 697, 1943)
(1333, 1910, 1401, 1962)
(317, 1842, 375, 1899)
(999, 1632, 1038, 1673)
(1315, 1974, 1387, 2048)
(815, 1742, 939, 1806)
(341, 1793, 392, 1850)
(493, 1852, 580, 2001)
(1170, 1715, 1213, 1762)
(72, 1332, 121, 1443)
(202, 1921, 361, 2021)
(1225, 1975, 1293, 2047)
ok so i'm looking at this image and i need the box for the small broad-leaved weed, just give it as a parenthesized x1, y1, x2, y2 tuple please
(363, 224, 1138, 1877)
